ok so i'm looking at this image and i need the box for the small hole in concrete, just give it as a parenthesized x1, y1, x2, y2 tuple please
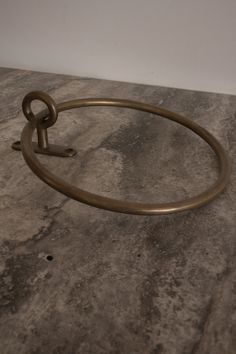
(46, 255, 54, 261)
(65, 148, 74, 153)
(137, 254, 141, 258)
(15, 141, 21, 145)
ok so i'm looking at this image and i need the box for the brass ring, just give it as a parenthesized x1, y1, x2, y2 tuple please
(20, 97, 231, 215)
(22, 91, 58, 129)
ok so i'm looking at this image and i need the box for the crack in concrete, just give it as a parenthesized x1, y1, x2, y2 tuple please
(29, 197, 69, 243)
(190, 265, 233, 354)
(190, 296, 214, 354)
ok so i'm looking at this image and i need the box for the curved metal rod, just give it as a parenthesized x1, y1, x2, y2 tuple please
(20, 97, 231, 215)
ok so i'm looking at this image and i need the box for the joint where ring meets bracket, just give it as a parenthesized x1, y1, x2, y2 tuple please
(12, 91, 77, 157)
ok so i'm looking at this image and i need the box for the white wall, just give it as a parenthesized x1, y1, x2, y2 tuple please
(0, 0, 236, 94)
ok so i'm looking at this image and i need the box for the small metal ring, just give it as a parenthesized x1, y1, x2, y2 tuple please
(20, 97, 231, 215)
(22, 91, 58, 129)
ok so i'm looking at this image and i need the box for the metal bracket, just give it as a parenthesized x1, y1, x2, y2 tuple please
(12, 141, 77, 157)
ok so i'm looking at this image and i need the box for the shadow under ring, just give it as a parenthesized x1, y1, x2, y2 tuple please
(20, 98, 231, 215)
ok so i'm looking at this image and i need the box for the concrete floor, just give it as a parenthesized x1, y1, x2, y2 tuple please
(0, 67, 236, 354)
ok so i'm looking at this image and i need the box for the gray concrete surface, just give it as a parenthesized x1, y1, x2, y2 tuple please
(0, 67, 236, 354)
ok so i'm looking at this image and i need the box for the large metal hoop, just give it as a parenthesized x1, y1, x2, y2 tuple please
(20, 95, 231, 215)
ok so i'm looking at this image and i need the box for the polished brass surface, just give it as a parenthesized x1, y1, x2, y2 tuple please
(16, 91, 231, 215)
(37, 127, 49, 149)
